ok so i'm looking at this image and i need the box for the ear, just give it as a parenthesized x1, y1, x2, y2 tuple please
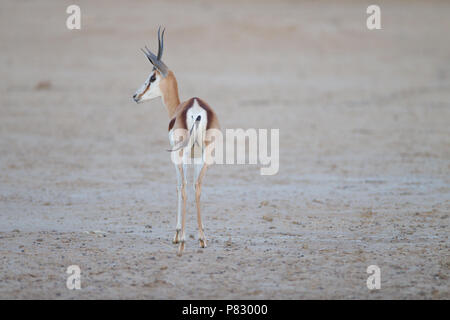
(142, 47, 169, 78)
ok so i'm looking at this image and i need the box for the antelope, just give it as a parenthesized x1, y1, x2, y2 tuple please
(133, 28, 220, 256)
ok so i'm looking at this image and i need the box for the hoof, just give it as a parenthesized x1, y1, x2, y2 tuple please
(199, 238, 207, 248)
(172, 230, 181, 244)
(177, 241, 185, 256)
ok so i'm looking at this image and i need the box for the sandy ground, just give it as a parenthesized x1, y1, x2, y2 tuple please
(0, 0, 449, 299)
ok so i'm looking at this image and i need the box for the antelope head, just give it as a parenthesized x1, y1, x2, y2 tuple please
(133, 27, 169, 104)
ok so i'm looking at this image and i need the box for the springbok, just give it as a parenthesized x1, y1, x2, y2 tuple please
(133, 28, 220, 256)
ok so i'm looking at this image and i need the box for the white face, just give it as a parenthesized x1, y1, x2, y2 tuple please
(133, 70, 162, 103)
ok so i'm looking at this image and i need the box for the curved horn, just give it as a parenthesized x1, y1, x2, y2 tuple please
(157, 26, 165, 60)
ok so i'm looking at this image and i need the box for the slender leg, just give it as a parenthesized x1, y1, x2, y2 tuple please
(177, 153, 188, 256)
(172, 163, 183, 244)
(194, 160, 208, 248)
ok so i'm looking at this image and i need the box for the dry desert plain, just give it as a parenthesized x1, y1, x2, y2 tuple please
(0, 0, 449, 299)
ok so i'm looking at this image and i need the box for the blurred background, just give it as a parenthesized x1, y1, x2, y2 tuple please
(0, 0, 449, 299)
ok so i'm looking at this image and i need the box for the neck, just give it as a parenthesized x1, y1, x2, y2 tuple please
(160, 71, 180, 118)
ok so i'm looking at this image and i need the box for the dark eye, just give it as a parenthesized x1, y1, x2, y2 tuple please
(150, 74, 156, 82)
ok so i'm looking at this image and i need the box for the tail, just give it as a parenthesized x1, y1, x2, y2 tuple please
(167, 115, 203, 152)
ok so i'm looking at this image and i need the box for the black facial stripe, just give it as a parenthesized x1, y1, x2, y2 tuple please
(137, 81, 151, 100)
